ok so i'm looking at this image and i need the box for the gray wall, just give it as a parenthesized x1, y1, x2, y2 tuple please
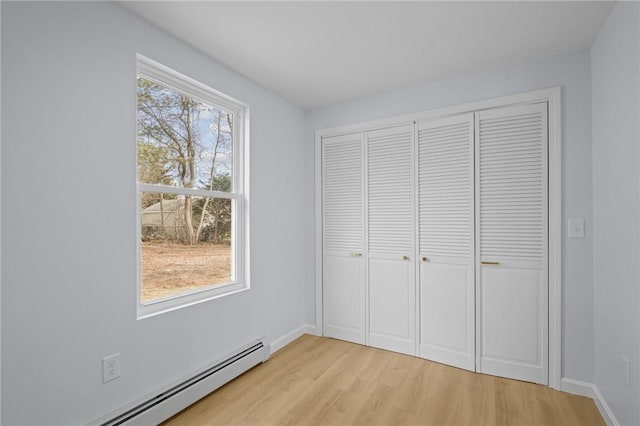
(1, 2, 307, 424)
(591, 2, 640, 425)
(305, 50, 595, 384)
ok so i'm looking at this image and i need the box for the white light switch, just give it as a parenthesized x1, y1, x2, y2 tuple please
(568, 218, 585, 239)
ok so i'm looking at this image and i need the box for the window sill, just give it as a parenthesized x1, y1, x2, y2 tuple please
(137, 281, 249, 320)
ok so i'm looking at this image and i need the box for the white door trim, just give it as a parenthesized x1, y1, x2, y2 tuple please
(314, 86, 562, 390)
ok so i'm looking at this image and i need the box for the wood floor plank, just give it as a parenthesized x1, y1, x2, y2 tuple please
(162, 335, 604, 426)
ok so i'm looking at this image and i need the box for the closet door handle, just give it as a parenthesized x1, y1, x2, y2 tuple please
(422, 257, 429, 262)
(348, 252, 363, 257)
(402, 255, 409, 261)
(481, 261, 500, 265)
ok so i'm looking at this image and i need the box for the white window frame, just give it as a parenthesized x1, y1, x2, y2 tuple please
(136, 54, 250, 319)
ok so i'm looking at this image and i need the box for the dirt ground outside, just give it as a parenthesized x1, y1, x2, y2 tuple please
(141, 241, 231, 302)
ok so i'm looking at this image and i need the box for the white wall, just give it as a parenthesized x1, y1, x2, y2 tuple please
(1, 2, 306, 424)
(591, 2, 640, 425)
(305, 50, 595, 384)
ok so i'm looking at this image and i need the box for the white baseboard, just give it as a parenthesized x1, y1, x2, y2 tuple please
(269, 323, 317, 355)
(303, 323, 317, 335)
(560, 378, 620, 426)
(592, 384, 621, 426)
(560, 378, 595, 398)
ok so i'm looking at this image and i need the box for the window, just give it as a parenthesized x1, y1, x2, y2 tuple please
(136, 55, 249, 318)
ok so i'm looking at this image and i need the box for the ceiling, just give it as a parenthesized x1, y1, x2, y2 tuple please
(121, 1, 614, 110)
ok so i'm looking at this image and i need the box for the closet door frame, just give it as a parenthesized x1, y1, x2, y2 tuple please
(314, 86, 561, 389)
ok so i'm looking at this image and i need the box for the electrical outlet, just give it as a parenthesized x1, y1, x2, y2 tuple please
(623, 355, 630, 386)
(568, 218, 585, 238)
(103, 353, 121, 383)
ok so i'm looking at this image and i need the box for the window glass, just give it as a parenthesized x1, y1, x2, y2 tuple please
(137, 77, 233, 191)
(140, 193, 232, 302)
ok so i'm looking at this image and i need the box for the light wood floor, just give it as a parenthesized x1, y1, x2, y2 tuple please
(163, 335, 604, 426)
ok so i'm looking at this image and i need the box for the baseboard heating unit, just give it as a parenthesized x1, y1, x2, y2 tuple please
(91, 339, 269, 426)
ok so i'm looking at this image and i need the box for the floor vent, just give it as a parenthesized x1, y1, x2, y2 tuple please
(92, 340, 267, 426)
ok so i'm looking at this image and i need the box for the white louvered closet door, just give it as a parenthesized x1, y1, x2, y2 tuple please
(367, 124, 416, 355)
(476, 103, 549, 384)
(417, 113, 475, 371)
(322, 133, 366, 345)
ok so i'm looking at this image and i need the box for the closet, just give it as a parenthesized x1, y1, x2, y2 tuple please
(322, 132, 365, 345)
(320, 97, 551, 385)
(417, 113, 475, 371)
(367, 125, 416, 355)
(475, 103, 548, 384)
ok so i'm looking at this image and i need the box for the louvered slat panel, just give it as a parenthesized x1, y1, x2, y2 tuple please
(478, 103, 548, 263)
(323, 134, 363, 252)
(367, 125, 413, 254)
(418, 114, 473, 261)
